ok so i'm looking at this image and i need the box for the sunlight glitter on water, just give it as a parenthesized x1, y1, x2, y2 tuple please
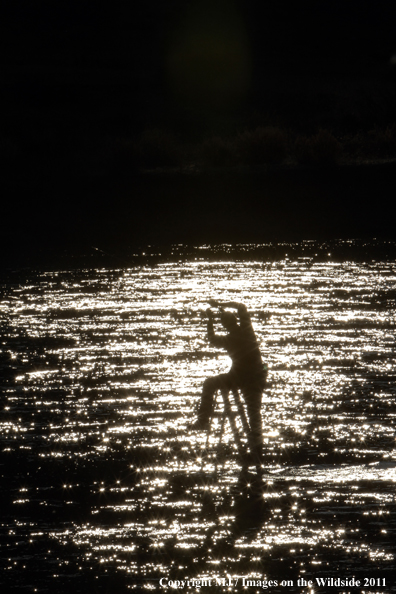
(1, 242, 396, 591)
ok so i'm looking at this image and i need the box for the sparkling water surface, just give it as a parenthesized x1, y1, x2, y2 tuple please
(1, 241, 396, 593)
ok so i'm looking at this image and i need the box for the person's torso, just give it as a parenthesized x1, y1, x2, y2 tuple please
(225, 326, 263, 375)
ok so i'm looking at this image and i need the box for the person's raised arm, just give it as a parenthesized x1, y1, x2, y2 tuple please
(206, 308, 227, 348)
(208, 299, 246, 311)
(208, 299, 248, 320)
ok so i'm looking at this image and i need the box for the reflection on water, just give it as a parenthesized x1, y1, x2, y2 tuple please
(1, 241, 396, 592)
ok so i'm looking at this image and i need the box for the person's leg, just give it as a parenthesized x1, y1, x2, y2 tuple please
(194, 374, 231, 428)
(243, 387, 263, 454)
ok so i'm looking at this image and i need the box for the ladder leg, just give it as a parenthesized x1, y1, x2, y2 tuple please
(214, 411, 226, 474)
(232, 389, 263, 470)
(232, 389, 251, 442)
(201, 391, 217, 471)
(221, 389, 246, 459)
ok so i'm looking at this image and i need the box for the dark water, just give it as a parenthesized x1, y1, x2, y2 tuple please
(1, 241, 396, 593)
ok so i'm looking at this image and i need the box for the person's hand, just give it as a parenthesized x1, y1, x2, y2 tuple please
(208, 299, 218, 307)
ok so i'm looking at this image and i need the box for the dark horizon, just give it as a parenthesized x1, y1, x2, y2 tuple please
(3, 1, 396, 130)
(2, 1, 396, 270)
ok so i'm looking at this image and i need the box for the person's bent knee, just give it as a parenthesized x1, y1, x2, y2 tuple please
(203, 374, 232, 394)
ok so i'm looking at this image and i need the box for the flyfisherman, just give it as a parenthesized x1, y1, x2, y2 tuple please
(192, 299, 267, 456)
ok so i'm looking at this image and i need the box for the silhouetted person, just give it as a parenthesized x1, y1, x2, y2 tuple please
(192, 300, 267, 456)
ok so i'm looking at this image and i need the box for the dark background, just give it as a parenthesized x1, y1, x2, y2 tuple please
(2, 1, 396, 268)
(3, 2, 395, 132)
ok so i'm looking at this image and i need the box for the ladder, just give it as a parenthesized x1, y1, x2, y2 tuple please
(202, 388, 258, 472)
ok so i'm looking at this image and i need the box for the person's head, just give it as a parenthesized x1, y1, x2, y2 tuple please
(220, 311, 238, 331)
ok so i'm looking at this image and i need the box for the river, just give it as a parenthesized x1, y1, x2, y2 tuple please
(1, 240, 395, 593)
